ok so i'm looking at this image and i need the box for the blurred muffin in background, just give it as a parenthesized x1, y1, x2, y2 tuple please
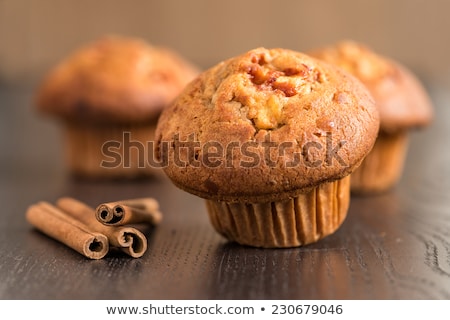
(310, 40, 433, 194)
(35, 35, 199, 179)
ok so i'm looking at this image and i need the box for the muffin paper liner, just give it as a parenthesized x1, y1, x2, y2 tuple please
(205, 176, 350, 248)
(351, 130, 409, 194)
(64, 122, 159, 178)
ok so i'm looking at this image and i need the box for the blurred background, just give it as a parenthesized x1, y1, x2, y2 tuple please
(1, 0, 449, 86)
(0, 0, 448, 177)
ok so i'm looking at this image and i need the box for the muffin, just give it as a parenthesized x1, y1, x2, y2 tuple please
(309, 41, 433, 194)
(155, 47, 379, 248)
(35, 35, 199, 179)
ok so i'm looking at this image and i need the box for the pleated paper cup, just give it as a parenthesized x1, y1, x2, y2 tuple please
(64, 122, 161, 179)
(205, 176, 350, 248)
(351, 130, 409, 194)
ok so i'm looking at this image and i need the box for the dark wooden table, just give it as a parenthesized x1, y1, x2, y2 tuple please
(1, 81, 449, 300)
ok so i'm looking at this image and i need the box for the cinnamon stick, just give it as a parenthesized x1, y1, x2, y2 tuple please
(56, 197, 147, 258)
(26, 202, 109, 259)
(95, 198, 162, 226)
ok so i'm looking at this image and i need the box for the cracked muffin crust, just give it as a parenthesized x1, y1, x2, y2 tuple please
(36, 35, 199, 124)
(309, 40, 433, 133)
(156, 47, 379, 202)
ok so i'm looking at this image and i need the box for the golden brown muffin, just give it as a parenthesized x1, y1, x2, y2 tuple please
(36, 35, 199, 179)
(155, 47, 379, 247)
(309, 41, 433, 194)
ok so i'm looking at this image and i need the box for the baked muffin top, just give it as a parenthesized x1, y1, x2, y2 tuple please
(35, 35, 199, 123)
(155, 47, 379, 202)
(309, 40, 433, 133)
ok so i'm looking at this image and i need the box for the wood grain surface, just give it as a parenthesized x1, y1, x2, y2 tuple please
(0, 83, 449, 299)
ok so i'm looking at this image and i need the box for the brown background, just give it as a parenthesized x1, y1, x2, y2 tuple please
(1, 0, 449, 85)
(1, 0, 450, 300)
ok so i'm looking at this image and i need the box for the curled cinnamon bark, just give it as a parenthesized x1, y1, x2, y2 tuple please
(95, 198, 162, 226)
(26, 202, 109, 259)
(56, 197, 148, 258)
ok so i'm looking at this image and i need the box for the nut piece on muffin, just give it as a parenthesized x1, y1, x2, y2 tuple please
(35, 35, 199, 179)
(309, 40, 433, 194)
(155, 47, 379, 248)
